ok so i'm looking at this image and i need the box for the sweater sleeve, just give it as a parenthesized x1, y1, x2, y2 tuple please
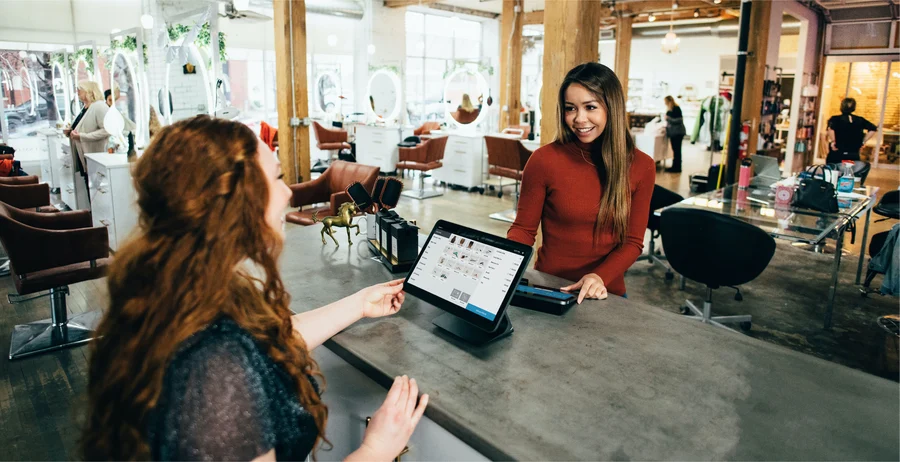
(507, 148, 549, 246)
(80, 103, 110, 141)
(592, 152, 656, 286)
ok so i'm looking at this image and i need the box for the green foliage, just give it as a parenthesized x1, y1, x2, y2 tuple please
(442, 59, 494, 79)
(167, 22, 228, 62)
(107, 35, 149, 67)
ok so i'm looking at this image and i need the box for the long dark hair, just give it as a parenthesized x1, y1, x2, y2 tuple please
(555, 62, 635, 245)
(81, 116, 327, 459)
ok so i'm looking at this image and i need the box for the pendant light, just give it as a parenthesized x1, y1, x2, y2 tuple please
(660, 2, 679, 54)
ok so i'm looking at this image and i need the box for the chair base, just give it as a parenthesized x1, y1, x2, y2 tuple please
(0, 258, 9, 277)
(10, 310, 101, 360)
(489, 208, 517, 223)
(681, 291, 751, 333)
(401, 189, 443, 200)
(635, 237, 674, 279)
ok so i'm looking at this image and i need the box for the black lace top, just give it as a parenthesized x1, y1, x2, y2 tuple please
(147, 318, 318, 461)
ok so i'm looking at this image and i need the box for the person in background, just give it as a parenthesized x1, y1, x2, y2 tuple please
(454, 93, 480, 125)
(827, 97, 878, 164)
(664, 95, 686, 173)
(508, 62, 655, 303)
(81, 116, 427, 461)
(69, 81, 109, 189)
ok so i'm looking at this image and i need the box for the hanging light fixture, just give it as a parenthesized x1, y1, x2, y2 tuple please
(694, 8, 700, 17)
(648, 13, 656, 22)
(661, 2, 679, 53)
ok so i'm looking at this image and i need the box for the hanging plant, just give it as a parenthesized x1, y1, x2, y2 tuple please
(167, 22, 227, 62)
(368, 64, 401, 75)
(442, 59, 494, 79)
(106, 36, 149, 68)
(74, 48, 95, 75)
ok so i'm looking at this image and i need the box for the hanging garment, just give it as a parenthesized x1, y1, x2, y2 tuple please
(259, 121, 278, 152)
(869, 223, 900, 296)
(690, 96, 730, 148)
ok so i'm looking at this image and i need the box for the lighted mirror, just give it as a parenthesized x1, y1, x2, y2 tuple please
(52, 63, 69, 122)
(316, 71, 341, 115)
(164, 44, 213, 123)
(75, 58, 92, 83)
(111, 51, 141, 139)
(444, 68, 488, 127)
(367, 69, 400, 122)
(17, 67, 35, 117)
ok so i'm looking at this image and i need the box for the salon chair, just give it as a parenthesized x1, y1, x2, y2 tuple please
(0, 202, 109, 359)
(0, 179, 59, 277)
(660, 208, 775, 332)
(483, 136, 532, 222)
(286, 161, 379, 226)
(397, 136, 448, 200)
(861, 191, 900, 296)
(414, 121, 441, 137)
(635, 185, 684, 279)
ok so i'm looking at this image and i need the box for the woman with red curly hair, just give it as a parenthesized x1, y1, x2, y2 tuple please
(81, 115, 427, 461)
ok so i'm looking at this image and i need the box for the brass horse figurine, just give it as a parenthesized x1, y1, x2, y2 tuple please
(312, 202, 361, 247)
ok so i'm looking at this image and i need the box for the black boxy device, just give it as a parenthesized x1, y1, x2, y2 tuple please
(510, 279, 576, 315)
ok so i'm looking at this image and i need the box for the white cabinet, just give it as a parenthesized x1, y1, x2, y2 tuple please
(432, 134, 484, 189)
(44, 131, 66, 192)
(313, 346, 488, 461)
(86, 153, 138, 251)
(60, 142, 90, 210)
(355, 125, 412, 173)
(9, 136, 48, 182)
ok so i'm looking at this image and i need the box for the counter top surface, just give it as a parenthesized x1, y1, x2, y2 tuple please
(85, 153, 131, 168)
(282, 225, 899, 460)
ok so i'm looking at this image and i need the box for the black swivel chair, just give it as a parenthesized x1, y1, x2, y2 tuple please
(861, 190, 899, 296)
(660, 208, 776, 331)
(635, 185, 684, 279)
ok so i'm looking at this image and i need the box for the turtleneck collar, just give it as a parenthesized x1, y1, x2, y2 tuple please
(560, 138, 602, 156)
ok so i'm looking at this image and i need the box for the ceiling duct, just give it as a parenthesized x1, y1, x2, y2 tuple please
(635, 17, 801, 38)
(220, 0, 364, 22)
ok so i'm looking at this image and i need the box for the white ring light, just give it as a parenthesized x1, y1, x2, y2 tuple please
(163, 44, 214, 123)
(52, 63, 70, 122)
(19, 67, 36, 116)
(443, 68, 489, 130)
(366, 68, 401, 123)
(315, 71, 342, 115)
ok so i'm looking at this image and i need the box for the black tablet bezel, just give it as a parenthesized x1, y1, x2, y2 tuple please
(403, 219, 533, 333)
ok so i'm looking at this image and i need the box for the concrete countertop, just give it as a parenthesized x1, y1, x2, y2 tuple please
(85, 153, 131, 168)
(281, 225, 899, 460)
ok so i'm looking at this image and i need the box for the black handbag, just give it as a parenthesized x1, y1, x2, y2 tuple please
(792, 165, 838, 213)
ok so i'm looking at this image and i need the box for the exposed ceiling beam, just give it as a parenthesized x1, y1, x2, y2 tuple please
(613, 0, 740, 15)
(523, 10, 543, 25)
(632, 7, 725, 23)
(384, 0, 441, 8)
(428, 3, 499, 18)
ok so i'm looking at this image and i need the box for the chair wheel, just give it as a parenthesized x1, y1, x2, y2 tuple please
(489, 185, 496, 191)
(479, 189, 484, 195)
(734, 293, 743, 301)
(679, 306, 691, 315)
(665, 271, 674, 281)
(739, 321, 752, 331)
(498, 192, 503, 198)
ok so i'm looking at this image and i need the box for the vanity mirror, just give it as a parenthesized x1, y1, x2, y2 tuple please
(366, 68, 401, 123)
(164, 44, 213, 123)
(444, 68, 488, 128)
(52, 63, 69, 122)
(315, 71, 341, 115)
(110, 51, 142, 140)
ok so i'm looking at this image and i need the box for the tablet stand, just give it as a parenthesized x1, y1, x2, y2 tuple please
(432, 312, 513, 346)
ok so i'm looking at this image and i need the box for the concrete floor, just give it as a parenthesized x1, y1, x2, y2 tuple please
(392, 142, 900, 380)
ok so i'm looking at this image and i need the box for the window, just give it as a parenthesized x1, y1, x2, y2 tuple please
(405, 11, 483, 125)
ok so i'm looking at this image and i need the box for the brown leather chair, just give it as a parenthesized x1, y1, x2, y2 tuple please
(286, 161, 380, 226)
(0, 202, 110, 359)
(0, 178, 59, 212)
(414, 121, 441, 136)
(312, 121, 351, 156)
(397, 135, 449, 200)
(484, 136, 533, 222)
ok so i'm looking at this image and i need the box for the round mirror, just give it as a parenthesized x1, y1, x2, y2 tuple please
(111, 51, 141, 139)
(18, 67, 35, 118)
(316, 72, 341, 115)
(164, 44, 213, 123)
(52, 63, 69, 122)
(444, 68, 488, 127)
(367, 69, 400, 122)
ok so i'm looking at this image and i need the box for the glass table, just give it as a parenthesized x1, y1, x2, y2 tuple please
(658, 183, 879, 329)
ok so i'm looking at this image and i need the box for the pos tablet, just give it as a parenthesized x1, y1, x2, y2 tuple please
(404, 220, 532, 345)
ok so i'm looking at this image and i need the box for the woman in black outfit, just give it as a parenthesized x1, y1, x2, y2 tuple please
(826, 98, 878, 164)
(664, 95, 686, 173)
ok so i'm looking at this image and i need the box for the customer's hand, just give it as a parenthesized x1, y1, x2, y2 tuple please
(355, 376, 428, 461)
(63, 128, 72, 137)
(358, 279, 406, 318)
(70, 130, 81, 141)
(561, 273, 607, 304)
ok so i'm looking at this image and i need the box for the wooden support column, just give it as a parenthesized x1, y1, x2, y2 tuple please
(273, 0, 310, 184)
(499, 0, 524, 131)
(614, 15, 633, 101)
(540, 0, 605, 143)
(739, 0, 773, 156)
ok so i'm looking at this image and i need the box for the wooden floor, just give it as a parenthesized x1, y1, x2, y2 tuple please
(0, 143, 897, 460)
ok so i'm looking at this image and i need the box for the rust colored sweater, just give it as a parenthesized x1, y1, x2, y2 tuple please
(508, 140, 656, 296)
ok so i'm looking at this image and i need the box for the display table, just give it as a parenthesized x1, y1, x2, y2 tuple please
(282, 225, 899, 460)
(632, 127, 671, 164)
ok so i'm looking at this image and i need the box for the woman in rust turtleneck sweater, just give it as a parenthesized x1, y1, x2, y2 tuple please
(508, 63, 655, 303)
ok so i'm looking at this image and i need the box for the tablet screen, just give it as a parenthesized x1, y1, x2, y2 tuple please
(407, 226, 526, 322)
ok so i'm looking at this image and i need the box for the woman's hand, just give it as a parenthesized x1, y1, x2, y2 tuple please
(357, 279, 406, 318)
(561, 273, 608, 304)
(352, 376, 428, 462)
(70, 130, 81, 141)
(63, 128, 72, 137)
